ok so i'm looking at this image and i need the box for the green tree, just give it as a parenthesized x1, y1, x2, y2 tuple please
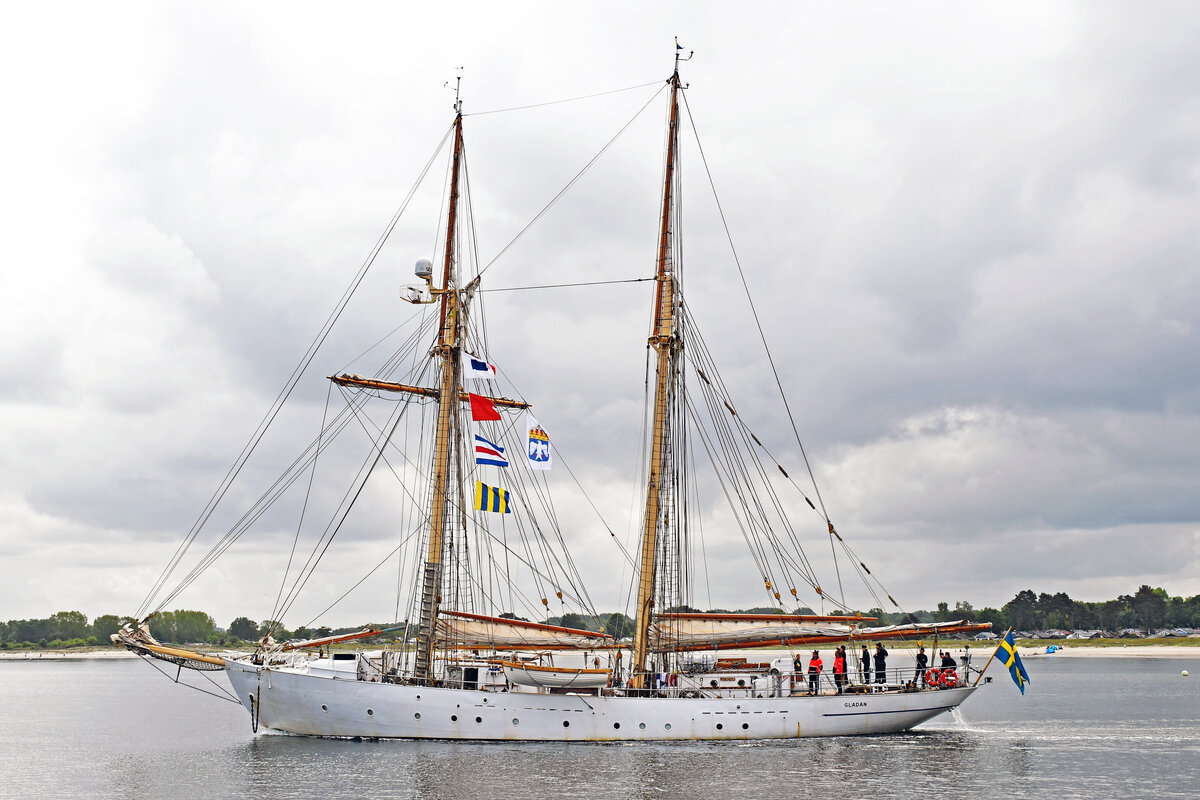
(1003, 590, 1039, 630)
(974, 607, 1004, 632)
(229, 617, 259, 641)
(934, 602, 953, 622)
(91, 614, 126, 643)
(148, 612, 177, 642)
(1132, 585, 1167, 631)
(173, 610, 216, 643)
(47, 611, 89, 641)
(149, 610, 215, 643)
(559, 613, 598, 632)
(605, 613, 634, 639)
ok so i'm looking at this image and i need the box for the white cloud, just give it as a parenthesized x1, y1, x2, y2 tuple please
(2, 2, 1199, 626)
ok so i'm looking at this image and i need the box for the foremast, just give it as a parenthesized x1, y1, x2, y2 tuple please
(414, 104, 465, 682)
(630, 67, 682, 689)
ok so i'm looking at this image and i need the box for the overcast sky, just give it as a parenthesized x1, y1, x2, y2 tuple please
(2, 2, 1198, 629)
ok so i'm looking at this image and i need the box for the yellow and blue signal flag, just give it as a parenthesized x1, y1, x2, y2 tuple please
(994, 630, 1031, 694)
(474, 481, 512, 514)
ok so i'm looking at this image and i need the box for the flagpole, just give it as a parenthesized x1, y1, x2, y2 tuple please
(972, 627, 1012, 686)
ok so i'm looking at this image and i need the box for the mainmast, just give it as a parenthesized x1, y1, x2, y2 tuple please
(630, 67, 683, 689)
(414, 100, 465, 682)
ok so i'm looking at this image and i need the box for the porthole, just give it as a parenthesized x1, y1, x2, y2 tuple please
(716, 723, 724, 731)
(638, 722, 646, 730)
(613, 722, 621, 730)
(664, 723, 672, 731)
(451, 715, 458, 722)
(563, 720, 570, 728)
(512, 718, 520, 726)
(475, 716, 483, 723)
(321, 705, 328, 713)
(414, 712, 421, 720)
(737, 679, 746, 687)
(709, 679, 718, 688)
(366, 708, 374, 717)
(741, 723, 749, 730)
(416, 695, 421, 700)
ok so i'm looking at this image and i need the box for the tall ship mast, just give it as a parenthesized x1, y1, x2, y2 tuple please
(115, 50, 992, 741)
(630, 63, 682, 691)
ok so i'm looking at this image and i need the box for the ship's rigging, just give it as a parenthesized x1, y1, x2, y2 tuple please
(124, 53, 988, 695)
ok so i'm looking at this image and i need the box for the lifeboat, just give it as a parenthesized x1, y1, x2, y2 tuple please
(499, 660, 611, 688)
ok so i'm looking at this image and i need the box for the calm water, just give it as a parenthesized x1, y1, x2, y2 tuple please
(1, 655, 1197, 799)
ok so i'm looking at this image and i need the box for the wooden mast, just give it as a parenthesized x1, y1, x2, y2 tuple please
(630, 68, 682, 689)
(414, 103, 465, 682)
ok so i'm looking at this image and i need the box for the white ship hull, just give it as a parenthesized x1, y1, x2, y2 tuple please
(225, 660, 976, 741)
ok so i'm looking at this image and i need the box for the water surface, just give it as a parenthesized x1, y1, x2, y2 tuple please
(1, 655, 1197, 799)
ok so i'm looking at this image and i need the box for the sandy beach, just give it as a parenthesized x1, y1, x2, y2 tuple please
(1018, 644, 1199, 658)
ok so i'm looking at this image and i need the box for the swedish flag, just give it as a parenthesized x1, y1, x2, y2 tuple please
(994, 630, 1031, 694)
(474, 481, 512, 513)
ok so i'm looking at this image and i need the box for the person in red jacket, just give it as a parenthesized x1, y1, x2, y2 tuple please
(833, 646, 846, 694)
(807, 650, 823, 695)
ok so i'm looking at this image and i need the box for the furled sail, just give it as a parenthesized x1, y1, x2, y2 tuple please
(651, 613, 856, 651)
(650, 613, 991, 652)
(436, 611, 614, 651)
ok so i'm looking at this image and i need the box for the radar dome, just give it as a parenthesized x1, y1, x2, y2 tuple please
(414, 258, 434, 279)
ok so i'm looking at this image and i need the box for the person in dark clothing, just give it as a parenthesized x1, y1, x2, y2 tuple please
(793, 652, 803, 693)
(860, 644, 871, 684)
(940, 651, 957, 669)
(873, 643, 888, 684)
(915, 646, 929, 686)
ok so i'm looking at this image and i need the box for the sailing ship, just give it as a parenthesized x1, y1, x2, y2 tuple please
(116, 50, 990, 740)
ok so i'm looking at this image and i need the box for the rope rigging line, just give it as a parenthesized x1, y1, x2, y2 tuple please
(677, 90, 832, 525)
(679, 307, 821, 589)
(152, 390, 377, 611)
(273, 402, 410, 627)
(477, 83, 666, 279)
(135, 652, 242, 705)
(156, 280, 443, 613)
(270, 381, 333, 624)
(138, 124, 455, 621)
(466, 80, 663, 117)
(674, 94, 916, 620)
(298, 521, 425, 629)
(152, 314, 441, 612)
(480, 277, 655, 293)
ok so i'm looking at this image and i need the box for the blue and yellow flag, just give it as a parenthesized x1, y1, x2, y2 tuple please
(994, 631, 1031, 694)
(474, 481, 512, 513)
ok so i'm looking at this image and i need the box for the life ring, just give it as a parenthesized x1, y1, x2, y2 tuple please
(939, 669, 958, 688)
(925, 668, 941, 686)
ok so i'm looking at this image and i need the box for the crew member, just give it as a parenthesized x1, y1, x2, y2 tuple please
(915, 645, 929, 686)
(807, 650, 823, 695)
(833, 646, 846, 694)
(873, 642, 888, 684)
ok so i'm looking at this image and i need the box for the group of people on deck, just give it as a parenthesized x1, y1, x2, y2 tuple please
(793, 642, 890, 694)
(794, 643, 971, 694)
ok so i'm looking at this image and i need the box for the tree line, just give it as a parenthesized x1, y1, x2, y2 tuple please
(3, 585, 1196, 650)
(541, 585, 1200, 637)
